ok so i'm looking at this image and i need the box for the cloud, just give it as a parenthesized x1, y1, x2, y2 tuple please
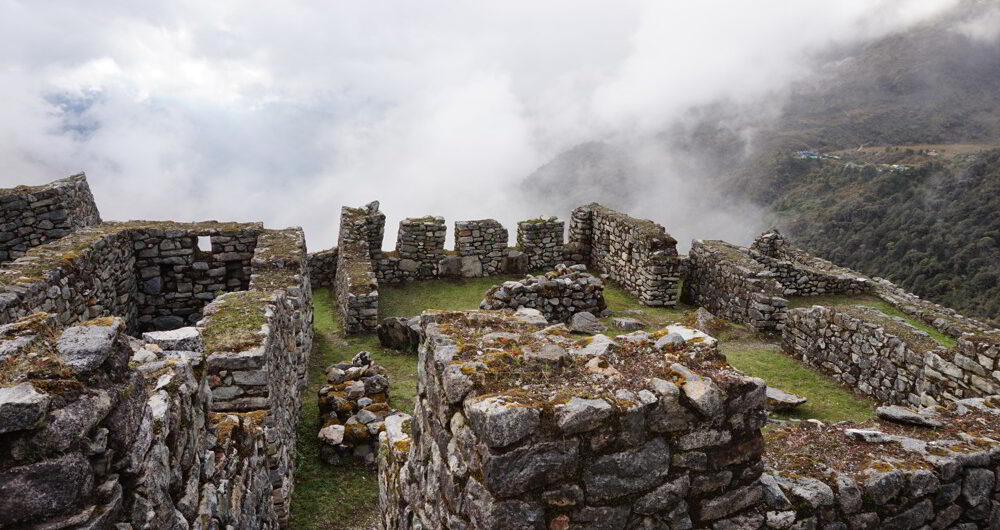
(0, 0, 965, 252)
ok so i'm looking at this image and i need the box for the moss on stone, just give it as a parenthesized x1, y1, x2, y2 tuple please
(201, 291, 272, 354)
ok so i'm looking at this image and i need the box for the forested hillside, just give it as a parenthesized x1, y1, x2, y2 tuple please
(769, 148, 1000, 322)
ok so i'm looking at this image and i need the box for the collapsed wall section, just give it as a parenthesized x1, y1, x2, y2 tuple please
(0, 173, 102, 263)
(480, 264, 606, 323)
(683, 240, 789, 332)
(379, 310, 769, 529)
(784, 304, 1000, 406)
(570, 203, 681, 307)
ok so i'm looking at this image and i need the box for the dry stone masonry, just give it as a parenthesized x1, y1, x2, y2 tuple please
(378, 309, 770, 529)
(479, 264, 607, 323)
(306, 247, 338, 288)
(569, 203, 682, 307)
(455, 219, 510, 277)
(0, 173, 101, 264)
(517, 217, 565, 271)
(0, 175, 313, 528)
(784, 304, 1000, 407)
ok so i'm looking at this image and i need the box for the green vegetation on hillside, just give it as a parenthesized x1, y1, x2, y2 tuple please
(769, 149, 1000, 323)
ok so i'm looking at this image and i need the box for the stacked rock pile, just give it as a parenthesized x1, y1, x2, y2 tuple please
(317, 351, 394, 465)
(479, 264, 606, 323)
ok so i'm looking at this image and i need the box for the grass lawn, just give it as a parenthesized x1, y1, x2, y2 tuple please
(290, 289, 416, 530)
(722, 341, 875, 423)
(787, 294, 957, 347)
(379, 274, 521, 318)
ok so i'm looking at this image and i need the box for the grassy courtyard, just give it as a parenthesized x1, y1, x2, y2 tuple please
(290, 277, 879, 528)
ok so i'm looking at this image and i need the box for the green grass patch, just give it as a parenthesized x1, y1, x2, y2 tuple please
(290, 289, 417, 530)
(201, 291, 271, 354)
(599, 279, 690, 336)
(379, 275, 522, 318)
(787, 294, 957, 347)
(723, 342, 875, 423)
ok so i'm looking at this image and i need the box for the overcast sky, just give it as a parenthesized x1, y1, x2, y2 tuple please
(0, 0, 973, 250)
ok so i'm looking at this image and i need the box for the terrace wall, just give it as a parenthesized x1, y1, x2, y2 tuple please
(570, 203, 681, 307)
(683, 240, 789, 332)
(0, 173, 101, 263)
(783, 305, 1000, 407)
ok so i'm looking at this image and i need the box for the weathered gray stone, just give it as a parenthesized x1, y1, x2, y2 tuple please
(57, 324, 118, 374)
(583, 437, 671, 501)
(464, 396, 540, 448)
(0, 453, 95, 525)
(612, 317, 644, 331)
(0, 383, 50, 434)
(766, 386, 807, 411)
(569, 312, 604, 335)
(484, 440, 579, 497)
(141, 327, 201, 352)
(555, 397, 613, 434)
(875, 405, 942, 428)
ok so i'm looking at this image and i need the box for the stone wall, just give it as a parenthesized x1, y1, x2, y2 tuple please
(317, 351, 393, 466)
(0, 221, 263, 335)
(517, 217, 565, 271)
(199, 226, 313, 525)
(456, 219, 508, 276)
(131, 225, 259, 331)
(337, 239, 379, 335)
(378, 216, 447, 283)
(570, 203, 681, 307)
(0, 227, 138, 330)
(761, 397, 1000, 530)
(307, 247, 338, 288)
(0, 314, 280, 529)
(480, 264, 606, 323)
(379, 310, 769, 529)
(683, 239, 789, 332)
(0, 173, 102, 264)
(783, 304, 1000, 407)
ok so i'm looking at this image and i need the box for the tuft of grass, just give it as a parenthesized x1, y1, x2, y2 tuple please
(787, 294, 957, 347)
(722, 341, 875, 423)
(201, 291, 271, 354)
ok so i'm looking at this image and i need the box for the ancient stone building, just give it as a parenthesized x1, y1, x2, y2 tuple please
(0, 175, 313, 528)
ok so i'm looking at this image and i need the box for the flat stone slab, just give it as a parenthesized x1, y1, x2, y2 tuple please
(57, 324, 118, 374)
(612, 317, 644, 331)
(766, 386, 808, 411)
(570, 312, 604, 335)
(876, 405, 942, 428)
(142, 327, 201, 352)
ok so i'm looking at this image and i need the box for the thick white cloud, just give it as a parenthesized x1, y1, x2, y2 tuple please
(0, 0, 961, 250)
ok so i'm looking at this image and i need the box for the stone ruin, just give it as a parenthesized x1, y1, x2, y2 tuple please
(1, 174, 998, 529)
(379, 310, 767, 530)
(479, 263, 607, 323)
(0, 175, 312, 528)
(310, 200, 685, 336)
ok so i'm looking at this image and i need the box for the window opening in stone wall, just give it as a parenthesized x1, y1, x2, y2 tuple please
(198, 236, 212, 252)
